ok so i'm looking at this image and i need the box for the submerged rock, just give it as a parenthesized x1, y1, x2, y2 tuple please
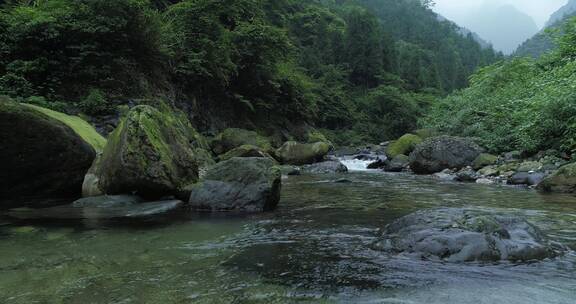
(537, 162, 576, 193)
(455, 167, 479, 182)
(90, 105, 209, 199)
(0, 99, 106, 203)
(409, 136, 483, 174)
(374, 208, 564, 262)
(188, 157, 281, 212)
(301, 161, 348, 174)
(275, 141, 331, 165)
(8, 199, 185, 220)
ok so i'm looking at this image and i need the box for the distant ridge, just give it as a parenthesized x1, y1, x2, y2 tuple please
(514, 0, 576, 58)
(435, 14, 492, 49)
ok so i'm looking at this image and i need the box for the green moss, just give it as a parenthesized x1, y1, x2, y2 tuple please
(473, 153, 498, 170)
(275, 141, 331, 165)
(218, 144, 275, 162)
(211, 128, 273, 155)
(306, 129, 333, 146)
(386, 134, 422, 158)
(538, 162, 576, 193)
(21, 103, 106, 152)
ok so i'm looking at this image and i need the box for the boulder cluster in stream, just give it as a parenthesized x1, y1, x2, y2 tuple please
(0, 98, 338, 220)
(374, 208, 567, 263)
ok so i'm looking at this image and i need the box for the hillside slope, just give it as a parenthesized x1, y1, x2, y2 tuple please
(0, 0, 501, 144)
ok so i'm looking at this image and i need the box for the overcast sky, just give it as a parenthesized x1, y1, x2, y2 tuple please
(433, 0, 568, 29)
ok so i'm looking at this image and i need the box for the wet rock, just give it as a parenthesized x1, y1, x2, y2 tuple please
(8, 200, 185, 220)
(538, 162, 576, 193)
(476, 178, 496, 185)
(384, 155, 410, 172)
(278, 165, 301, 176)
(374, 208, 564, 262)
(367, 158, 388, 169)
(0, 99, 106, 203)
(508, 172, 546, 186)
(188, 157, 281, 212)
(455, 167, 479, 182)
(409, 136, 483, 174)
(433, 169, 457, 181)
(275, 141, 331, 165)
(478, 166, 499, 177)
(301, 161, 348, 174)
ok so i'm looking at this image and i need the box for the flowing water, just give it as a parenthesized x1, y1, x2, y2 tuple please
(1, 170, 576, 303)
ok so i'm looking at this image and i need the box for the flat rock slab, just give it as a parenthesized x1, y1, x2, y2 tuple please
(374, 208, 565, 263)
(8, 199, 185, 220)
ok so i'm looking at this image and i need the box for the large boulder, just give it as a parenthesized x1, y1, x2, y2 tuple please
(537, 162, 576, 193)
(210, 128, 273, 155)
(0, 100, 106, 204)
(91, 105, 209, 199)
(374, 208, 564, 262)
(301, 160, 348, 174)
(275, 141, 331, 165)
(409, 136, 483, 174)
(386, 134, 422, 158)
(188, 157, 281, 212)
(509, 172, 545, 186)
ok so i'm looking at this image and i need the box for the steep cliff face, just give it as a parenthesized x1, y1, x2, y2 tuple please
(546, 0, 576, 27)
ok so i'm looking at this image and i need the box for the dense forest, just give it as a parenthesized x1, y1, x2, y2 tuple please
(424, 16, 576, 155)
(0, 0, 501, 145)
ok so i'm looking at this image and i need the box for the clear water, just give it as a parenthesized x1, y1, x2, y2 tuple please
(1, 172, 576, 303)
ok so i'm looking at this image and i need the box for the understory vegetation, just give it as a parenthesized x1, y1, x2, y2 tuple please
(0, 0, 501, 145)
(424, 17, 576, 155)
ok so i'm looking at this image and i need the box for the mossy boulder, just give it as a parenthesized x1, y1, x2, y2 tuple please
(386, 134, 422, 158)
(0, 99, 105, 203)
(218, 145, 276, 162)
(384, 154, 410, 172)
(92, 105, 208, 199)
(275, 141, 331, 165)
(537, 162, 576, 193)
(188, 157, 281, 212)
(210, 128, 273, 155)
(472, 153, 498, 170)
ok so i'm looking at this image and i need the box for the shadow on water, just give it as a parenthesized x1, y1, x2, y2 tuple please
(1, 171, 576, 303)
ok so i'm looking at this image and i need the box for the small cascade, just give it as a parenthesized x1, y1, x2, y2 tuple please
(339, 155, 384, 171)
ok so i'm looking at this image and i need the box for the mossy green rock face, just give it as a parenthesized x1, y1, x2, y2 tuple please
(386, 134, 422, 158)
(95, 105, 205, 199)
(218, 145, 276, 162)
(211, 128, 273, 155)
(537, 162, 576, 193)
(275, 141, 331, 165)
(473, 153, 498, 170)
(189, 157, 281, 212)
(0, 99, 105, 203)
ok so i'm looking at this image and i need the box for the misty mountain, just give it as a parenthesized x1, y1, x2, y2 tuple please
(435, 14, 492, 49)
(462, 4, 539, 54)
(546, 0, 576, 27)
(515, 0, 576, 58)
